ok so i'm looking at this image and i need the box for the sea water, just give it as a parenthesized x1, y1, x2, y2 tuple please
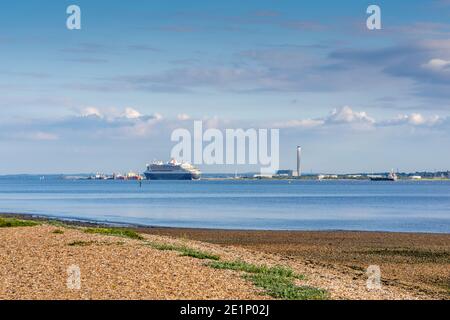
(0, 175, 449, 233)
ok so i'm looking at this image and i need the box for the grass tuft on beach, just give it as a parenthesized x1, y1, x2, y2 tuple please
(180, 247, 220, 260)
(146, 242, 180, 251)
(146, 242, 220, 260)
(68, 240, 125, 247)
(206, 260, 327, 300)
(52, 229, 64, 234)
(245, 273, 328, 300)
(207, 260, 303, 279)
(84, 227, 144, 240)
(45, 220, 73, 228)
(0, 217, 39, 228)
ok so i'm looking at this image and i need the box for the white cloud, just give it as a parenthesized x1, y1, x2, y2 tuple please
(116, 112, 164, 137)
(382, 113, 443, 126)
(422, 59, 450, 72)
(273, 107, 446, 131)
(5, 107, 448, 144)
(275, 106, 375, 130)
(408, 113, 440, 125)
(325, 106, 375, 125)
(80, 107, 103, 118)
(177, 113, 191, 121)
(274, 119, 324, 128)
(123, 107, 142, 119)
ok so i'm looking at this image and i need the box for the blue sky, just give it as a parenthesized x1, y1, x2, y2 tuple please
(1, 0, 450, 173)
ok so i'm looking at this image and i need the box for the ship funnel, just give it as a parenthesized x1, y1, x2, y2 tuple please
(296, 146, 302, 177)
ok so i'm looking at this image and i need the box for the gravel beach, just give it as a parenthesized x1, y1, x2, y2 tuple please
(0, 215, 448, 300)
(143, 228, 450, 299)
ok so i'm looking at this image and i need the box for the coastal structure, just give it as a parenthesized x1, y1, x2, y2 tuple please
(85, 172, 143, 180)
(318, 174, 339, 180)
(144, 159, 201, 180)
(274, 146, 303, 178)
(276, 170, 295, 177)
(296, 146, 302, 177)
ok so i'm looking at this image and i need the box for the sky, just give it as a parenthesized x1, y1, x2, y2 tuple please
(0, 0, 450, 174)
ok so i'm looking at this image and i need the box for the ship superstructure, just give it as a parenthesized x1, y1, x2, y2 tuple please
(369, 170, 398, 181)
(144, 159, 201, 180)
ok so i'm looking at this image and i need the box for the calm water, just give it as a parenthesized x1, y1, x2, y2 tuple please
(0, 176, 449, 233)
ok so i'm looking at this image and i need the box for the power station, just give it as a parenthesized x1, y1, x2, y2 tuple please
(275, 146, 303, 178)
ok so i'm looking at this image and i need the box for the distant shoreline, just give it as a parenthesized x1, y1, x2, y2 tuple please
(0, 173, 450, 182)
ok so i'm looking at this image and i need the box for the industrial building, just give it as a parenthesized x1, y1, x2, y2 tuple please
(275, 146, 302, 178)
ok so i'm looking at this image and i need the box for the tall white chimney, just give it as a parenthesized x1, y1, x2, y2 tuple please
(297, 146, 302, 177)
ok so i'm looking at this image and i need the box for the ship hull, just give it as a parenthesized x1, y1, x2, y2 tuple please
(144, 172, 200, 180)
(369, 177, 397, 181)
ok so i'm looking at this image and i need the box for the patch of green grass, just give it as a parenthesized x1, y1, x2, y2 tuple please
(147, 242, 180, 251)
(0, 217, 39, 228)
(207, 260, 303, 279)
(68, 240, 124, 246)
(146, 242, 220, 260)
(84, 227, 144, 240)
(245, 273, 328, 300)
(179, 247, 220, 260)
(206, 260, 326, 300)
(46, 220, 71, 228)
(52, 229, 64, 234)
